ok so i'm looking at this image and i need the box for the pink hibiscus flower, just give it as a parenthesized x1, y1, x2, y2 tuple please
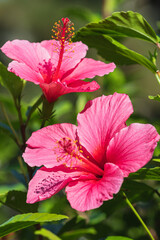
(1, 18, 115, 102)
(23, 93, 160, 212)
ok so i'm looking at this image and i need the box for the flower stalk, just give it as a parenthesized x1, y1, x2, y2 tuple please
(13, 96, 26, 150)
(17, 156, 28, 185)
(25, 95, 43, 126)
(123, 192, 155, 240)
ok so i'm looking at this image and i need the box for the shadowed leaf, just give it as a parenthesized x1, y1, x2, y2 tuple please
(129, 167, 160, 181)
(0, 190, 38, 213)
(0, 62, 24, 99)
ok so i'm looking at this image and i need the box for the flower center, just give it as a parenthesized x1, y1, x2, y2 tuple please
(53, 137, 104, 176)
(38, 59, 55, 84)
(53, 137, 80, 167)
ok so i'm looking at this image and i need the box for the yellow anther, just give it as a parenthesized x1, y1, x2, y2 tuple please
(51, 18, 74, 44)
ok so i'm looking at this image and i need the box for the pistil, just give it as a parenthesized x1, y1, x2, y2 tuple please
(51, 18, 74, 81)
(54, 137, 104, 177)
(79, 154, 104, 177)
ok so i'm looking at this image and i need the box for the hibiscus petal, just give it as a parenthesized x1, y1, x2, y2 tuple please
(41, 40, 88, 72)
(23, 148, 59, 168)
(1, 40, 50, 71)
(66, 163, 124, 212)
(40, 80, 100, 102)
(26, 165, 82, 204)
(62, 58, 116, 83)
(40, 40, 59, 60)
(8, 61, 44, 84)
(77, 93, 133, 167)
(61, 41, 88, 72)
(107, 123, 160, 177)
(23, 123, 77, 168)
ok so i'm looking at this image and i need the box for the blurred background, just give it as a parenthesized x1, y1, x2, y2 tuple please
(0, 0, 160, 239)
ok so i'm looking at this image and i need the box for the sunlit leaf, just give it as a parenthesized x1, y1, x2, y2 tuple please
(0, 213, 68, 238)
(152, 158, 160, 163)
(149, 95, 160, 102)
(35, 228, 62, 240)
(105, 236, 133, 240)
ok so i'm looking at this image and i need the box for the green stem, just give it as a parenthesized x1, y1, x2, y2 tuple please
(17, 156, 28, 185)
(35, 224, 43, 240)
(11, 96, 43, 240)
(0, 101, 21, 147)
(40, 118, 46, 128)
(123, 192, 155, 240)
(13, 97, 26, 149)
(14, 97, 23, 125)
(13, 97, 35, 180)
(25, 95, 43, 126)
(40, 95, 55, 128)
(155, 189, 160, 197)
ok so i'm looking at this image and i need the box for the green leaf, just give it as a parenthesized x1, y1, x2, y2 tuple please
(101, 180, 154, 216)
(0, 184, 25, 195)
(105, 236, 133, 240)
(74, 11, 158, 72)
(149, 95, 160, 102)
(60, 228, 97, 240)
(129, 167, 160, 181)
(75, 32, 157, 72)
(0, 62, 24, 99)
(75, 94, 88, 114)
(152, 158, 160, 163)
(122, 180, 154, 201)
(0, 213, 68, 238)
(0, 122, 15, 141)
(54, 100, 73, 117)
(75, 11, 159, 44)
(0, 190, 38, 213)
(35, 228, 62, 240)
